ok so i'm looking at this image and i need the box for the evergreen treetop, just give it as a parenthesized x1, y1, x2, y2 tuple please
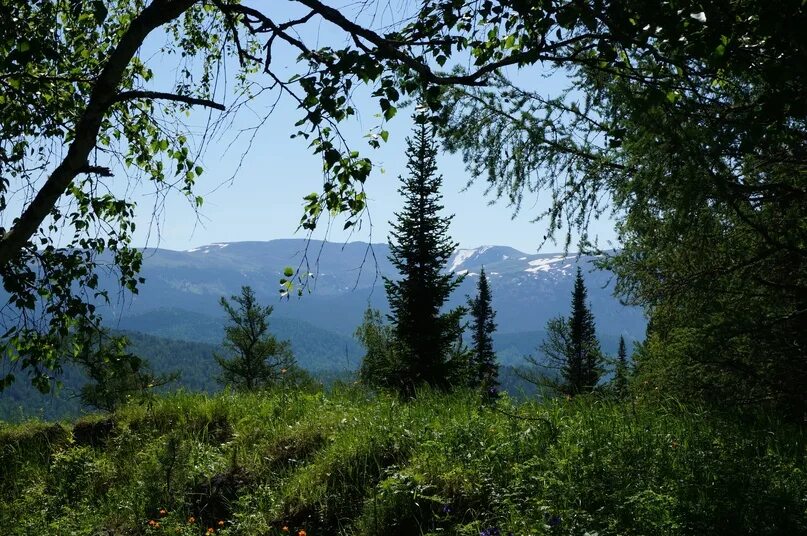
(215, 286, 296, 391)
(568, 267, 602, 393)
(468, 267, 499, 399)
(534, 266, 603, 397)
(383, 112, 464, 395)
(614, 335, 629, 399)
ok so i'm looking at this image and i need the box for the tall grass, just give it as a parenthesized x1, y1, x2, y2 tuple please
(0, 388, 804, 535)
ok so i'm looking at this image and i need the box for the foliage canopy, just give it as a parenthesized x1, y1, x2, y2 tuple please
(437, 1, 807, 414)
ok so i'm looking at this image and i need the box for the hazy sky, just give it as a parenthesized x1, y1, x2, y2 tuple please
(127, 3, 619, 254)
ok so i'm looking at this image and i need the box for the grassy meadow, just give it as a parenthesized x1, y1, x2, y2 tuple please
(0, 388, 804, 535)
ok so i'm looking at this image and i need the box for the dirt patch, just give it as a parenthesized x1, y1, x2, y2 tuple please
(266, 431, 326, 469)
(188, 466, 251, 526)
(72, 417, 115, 447)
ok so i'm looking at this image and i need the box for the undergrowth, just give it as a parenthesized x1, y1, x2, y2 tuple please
(0, 388, 804, 535)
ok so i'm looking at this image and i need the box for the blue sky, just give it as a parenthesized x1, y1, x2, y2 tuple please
(128, 3, 619, 254)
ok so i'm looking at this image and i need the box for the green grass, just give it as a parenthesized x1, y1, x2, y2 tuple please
(0, 388, 805, 535)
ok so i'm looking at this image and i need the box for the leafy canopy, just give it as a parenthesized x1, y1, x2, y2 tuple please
(0, 0, 577, 390)
(437, 1, 807, 414)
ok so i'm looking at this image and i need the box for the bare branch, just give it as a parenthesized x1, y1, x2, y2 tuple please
(114, 90, 225, 111)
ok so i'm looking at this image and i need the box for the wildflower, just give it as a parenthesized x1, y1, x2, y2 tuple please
(206, 528, 215, 535)
(282, 527, 289, 532)
(218, 520, 225, 527)
(188, 516, 196, 524)
(159, 508, 167, 517)
(298, 530, 307, 536)
(281, 368, 288, 374)
(441, 504, 452, 515)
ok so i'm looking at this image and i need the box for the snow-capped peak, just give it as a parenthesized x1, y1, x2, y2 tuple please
(186, 242, 229, 253)
(448, 248, 480, 272)
(448, 245, 527, 272)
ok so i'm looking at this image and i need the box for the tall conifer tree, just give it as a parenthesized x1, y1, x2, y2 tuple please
(469, 267, 499, 399)
(384, 112, 464, 395)
(614, 335, 629, 399)
(538, 267, 603, 396)
(568, 267, 602, 393)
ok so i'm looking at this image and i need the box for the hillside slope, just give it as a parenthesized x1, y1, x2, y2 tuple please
(1, 390, 803, 535)
(0, 327, 359, 421)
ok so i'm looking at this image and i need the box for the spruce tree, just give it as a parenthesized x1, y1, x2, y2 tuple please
(468, 267, 499, 399)
(215, 286, 296, 391)
(614, 335, 629, 399)
(569, 267, 602, 393)
(538, 267, 603, 396)
(384, 113, 464, 395)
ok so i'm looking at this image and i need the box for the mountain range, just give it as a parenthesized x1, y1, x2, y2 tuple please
(1, 239, 646, 419)
(98, 239, 645, 368)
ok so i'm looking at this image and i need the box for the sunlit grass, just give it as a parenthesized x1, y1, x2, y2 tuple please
(1, 387, 804, 535)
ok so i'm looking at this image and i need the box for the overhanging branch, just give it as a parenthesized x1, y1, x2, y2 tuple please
(115, 90, 225, 110)
(0, 0, 200, 268)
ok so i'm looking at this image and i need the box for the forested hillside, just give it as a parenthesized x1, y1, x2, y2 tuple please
(0, 327, 538, 421)
(0, 332, 221, 421)
(114, 309, 363, 369)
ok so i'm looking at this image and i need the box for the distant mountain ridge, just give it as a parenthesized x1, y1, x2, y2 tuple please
(90, 239, 645, 361)
(1, 239, 646, 420)
(113, 308, 362, 370)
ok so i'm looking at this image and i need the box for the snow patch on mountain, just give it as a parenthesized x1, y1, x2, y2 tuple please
(448, 245, 529, 272)
(187, 243, 229, 253)
(449, 248, 481, 271)
(525, 255, 574, 274)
